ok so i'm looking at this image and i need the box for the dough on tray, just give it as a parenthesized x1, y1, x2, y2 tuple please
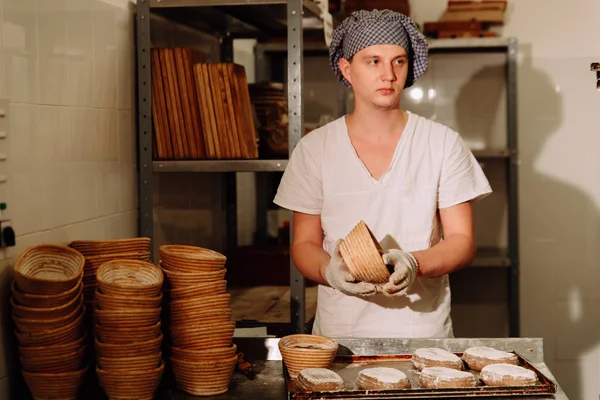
(480, 363, 539, 387)
(296, 368, 344, 392)
(412, 348, 464, 371)
(355, 367, 411, 390)
(418, 367, 479, 389)
(461, 347, 519, 371)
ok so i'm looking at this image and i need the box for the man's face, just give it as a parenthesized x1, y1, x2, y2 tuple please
(339, 44, 409, 110)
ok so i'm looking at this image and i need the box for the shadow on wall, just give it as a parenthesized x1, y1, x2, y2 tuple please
(455, 44, 597, 400)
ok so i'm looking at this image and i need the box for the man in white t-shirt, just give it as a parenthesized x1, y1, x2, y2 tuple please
(273, 9, 492, 338)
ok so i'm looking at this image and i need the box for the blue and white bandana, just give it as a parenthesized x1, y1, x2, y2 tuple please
(329, 9, 429, 88)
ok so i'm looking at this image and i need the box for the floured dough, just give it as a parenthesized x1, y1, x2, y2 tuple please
(296, 368, 344, 392)
(480, 363, 539, 387)
(412, 348, 464, 371)
(356, 367, 411, 390)
(462, 347, 519, 371)
(419, 367, 479, 389)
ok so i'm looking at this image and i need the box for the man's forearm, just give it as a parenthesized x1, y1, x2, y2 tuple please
(291, 241, 331, 286)
(410, 234, 476, 278)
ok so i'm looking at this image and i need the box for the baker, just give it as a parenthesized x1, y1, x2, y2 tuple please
(273, 9, 492, 338)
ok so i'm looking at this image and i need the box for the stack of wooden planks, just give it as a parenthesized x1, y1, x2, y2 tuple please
(150, 47, 259, 160)
(423, 0, 507, 39)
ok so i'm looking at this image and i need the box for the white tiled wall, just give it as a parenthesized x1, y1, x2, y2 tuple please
(0, 0, 138, 396)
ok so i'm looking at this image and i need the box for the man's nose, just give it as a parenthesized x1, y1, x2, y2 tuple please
(381, 63, 396, 82)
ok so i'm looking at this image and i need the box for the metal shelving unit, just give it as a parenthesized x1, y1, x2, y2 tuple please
(136, 0, 519, 336)
(136, 0, 330, 335)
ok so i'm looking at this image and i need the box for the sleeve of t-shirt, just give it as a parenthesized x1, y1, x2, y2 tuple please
(438, 129, 493, 209)
(273, 137, 323, 214)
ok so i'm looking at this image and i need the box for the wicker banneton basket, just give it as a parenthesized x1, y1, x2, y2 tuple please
(70, 237, 151, 257)
(14, 245, 85, 295)
(96, 260, 163, 297)
(97, 361, 164, 400)
(278, 334, 338, 378)
(339, 220, 390, 283)
(170, 355, 238, 396)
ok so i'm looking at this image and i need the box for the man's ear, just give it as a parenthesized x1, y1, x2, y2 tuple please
(339, 58, 351, 85)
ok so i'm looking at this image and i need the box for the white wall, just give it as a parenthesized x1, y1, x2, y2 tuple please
(407, 1, 600, 399)
(0, 0, 139, 396)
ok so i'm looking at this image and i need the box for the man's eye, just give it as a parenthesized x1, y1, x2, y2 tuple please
(395, 59, 405, 65)
(369, 59, 379, 65)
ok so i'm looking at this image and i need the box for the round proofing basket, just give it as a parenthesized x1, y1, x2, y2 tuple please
(96, 260, 163, 297)
(10, 284, 83, 319)
(161, 267, 226, 288)
(18, 333, 88, 359)
(170, 307, 232, 328)
(94, 333, 163, 358)
(70, 237, 151, 256)
(94, 321, 162, 344)
(19, 345, 87, 373)
(94, 307, 161, 329)
(22, 365, 88, 400)
(169, 294, 231, 314)
(14, 306, 86, 347)
(12, 296, 84, 332)
(170, 321, 235, 350)
(171, 344, 237, 362)
(169, 280, 227, 300)
(339, 220, 390, 283)
(84, 251, 151, 276)
(96, 361, 164, 400)
(170, 354, 237, 396)
(94, 288, 163, 310)
(159, 245, 226, 263)
(11, 278, 82, 309)
(96, 353, 162, 371)
(278, 334, 338, 378)
(14, 245, 85, 295)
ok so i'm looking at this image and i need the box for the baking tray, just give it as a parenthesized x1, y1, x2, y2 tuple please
(284, 352, 557, 399)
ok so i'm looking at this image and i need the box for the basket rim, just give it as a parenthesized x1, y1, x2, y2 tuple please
(278, 333, 339, 352)
(159, 245, 226, 261)
(11, 283, 83, 312)
(96, 359, 165, 376)
(96, 259, 164, 289)
(10, 280, 83, 312)
(161, 266, 227, 278)
(169, 353, 238, 366)
(22, 364, 89, 378)
(14, 244, 85, 283)
(94, 288, 163, 302)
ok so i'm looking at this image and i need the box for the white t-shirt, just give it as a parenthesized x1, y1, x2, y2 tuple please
(273, 111, 492, 338)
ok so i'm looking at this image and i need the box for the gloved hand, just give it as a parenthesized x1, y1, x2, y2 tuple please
(378, 249, 419, 297)
(323, 239, 378, 297)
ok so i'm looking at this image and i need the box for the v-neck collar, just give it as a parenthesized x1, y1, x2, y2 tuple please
(341, 111, 414, 186)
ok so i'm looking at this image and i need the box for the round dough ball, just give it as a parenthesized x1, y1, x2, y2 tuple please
(480, 363, 539, 387)
(462, 347, 518, 371)
(412, 347, 464, 371)
(419, 367, 479, 389)
(356, 367, 411, 390)
(296, 368, 344, 392)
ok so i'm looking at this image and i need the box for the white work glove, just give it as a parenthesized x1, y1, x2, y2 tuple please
(378, 249, 419, 297)
(323, 240, 378, 297)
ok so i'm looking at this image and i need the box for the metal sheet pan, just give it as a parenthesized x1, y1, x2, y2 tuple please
(285, 352, 557, 399)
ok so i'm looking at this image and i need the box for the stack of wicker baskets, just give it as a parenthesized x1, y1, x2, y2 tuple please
(159, 245, 237, 396)
(10, 244, 89, 400)
(94, 259, 165, 400)
(69, 238, 152, 315)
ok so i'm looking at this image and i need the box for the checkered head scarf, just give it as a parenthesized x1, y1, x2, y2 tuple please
(329, 9, 428, 88)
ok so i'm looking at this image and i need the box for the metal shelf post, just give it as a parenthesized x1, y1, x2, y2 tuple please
(287, 0, 306, 334)
(136, 0, 155, 261)
(507, 37, 520, 337)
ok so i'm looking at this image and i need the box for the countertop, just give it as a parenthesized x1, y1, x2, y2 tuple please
(153, 337, 568, 400)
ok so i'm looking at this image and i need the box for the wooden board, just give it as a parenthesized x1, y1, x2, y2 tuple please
(150, 48, 173, 160)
